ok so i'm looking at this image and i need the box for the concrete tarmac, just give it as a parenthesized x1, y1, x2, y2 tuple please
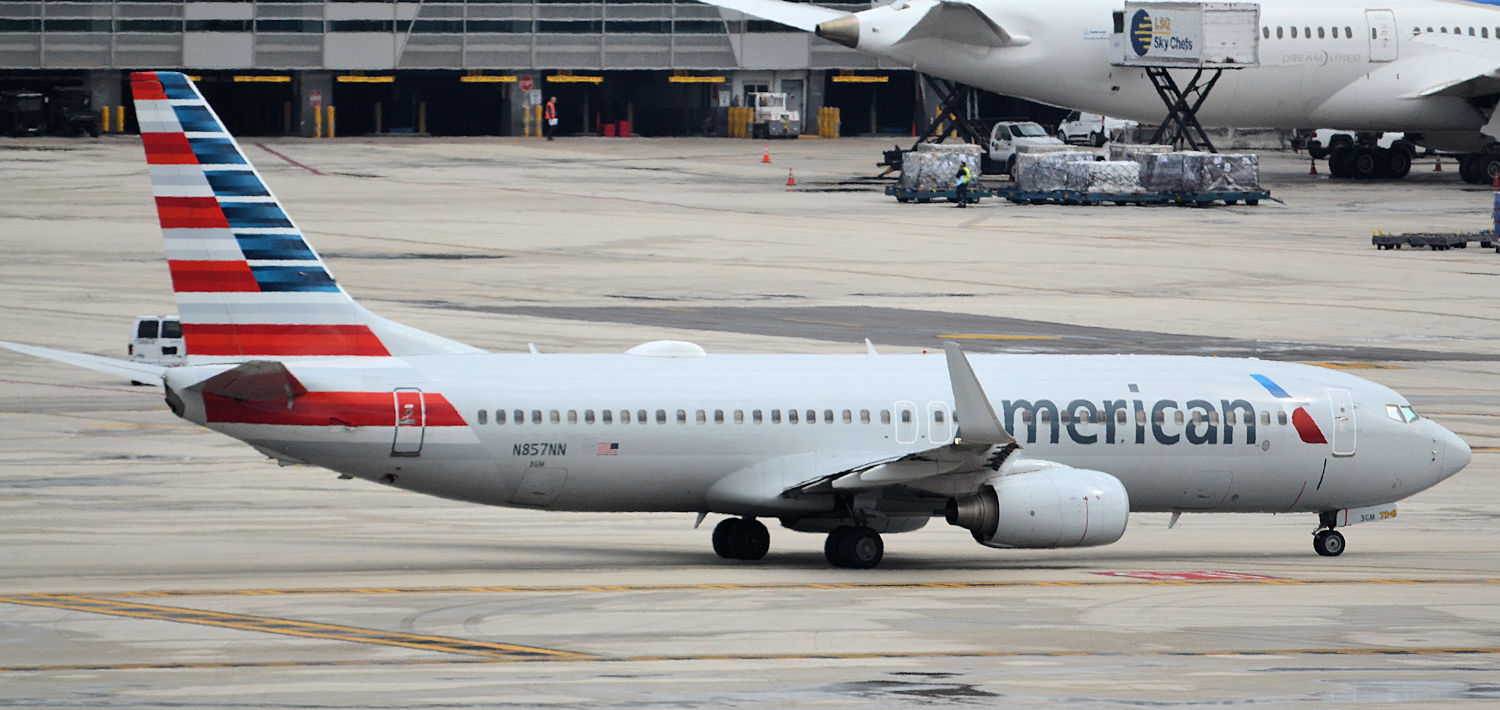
(2, 135, 1499, 707)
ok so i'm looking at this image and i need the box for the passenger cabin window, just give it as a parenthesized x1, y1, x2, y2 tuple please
(696, 409, 706, 424)
(1276, 26, 1283, 39)
(772, 410, 782, 424)
(861, 409, 871, 424)
(513, 409, 523, 425)
(620, 410, 631, 424)
(477, 410, 487, 425)
(1262, 26, 1269, 39)
(1317, 27, 1324, 39)
(567, 410, 578, 424)
(842, 409, 852, 424)
(656, 409, 667, 424)
(1260, 411, 1271, 426)
(806, 409, 816, 424)
(585, 410, 595, 424)
(754, 409, 763, 424)
(550, 410, 560, 424)
(676, 409, 686, 424)
(638, 409, 648, 424)
(788, 409, 799, 424)
(881, 410, 891, 425)
(734, 410, 744, 424)
(715, 409, 725, 423)
(602, 410, 612, 424)
(531, 410, 542, 424)
(496, 409, 507, 424)
(824, 409, 834, 423)
(1290, 26, 1297, 38)
(1278, 411, 1288, 426)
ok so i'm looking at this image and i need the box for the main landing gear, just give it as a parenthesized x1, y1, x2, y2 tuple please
(824, 526, 884, 569)
(712, 517, 769, 561)
(1313, 511, 1346, 557)
(1327, 144, 1413, 179)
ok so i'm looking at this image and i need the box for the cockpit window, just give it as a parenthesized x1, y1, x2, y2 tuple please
(1386, 404, 1420, 423)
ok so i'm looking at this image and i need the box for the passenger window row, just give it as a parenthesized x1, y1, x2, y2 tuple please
(474, 407, 898, 426)
(1263, 24, 1500, 40)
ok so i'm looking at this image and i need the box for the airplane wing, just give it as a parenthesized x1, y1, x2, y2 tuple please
(1408, 33, 1500, 98)
(696, 0, 848, 32)
(0, 341, 169, 385)
(704, 343, 1021, 513)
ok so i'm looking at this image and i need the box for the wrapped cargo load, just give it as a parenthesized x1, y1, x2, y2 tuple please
(900, 147, 982, 193)
(1064, 160, 1145, 194)
(1140, 152, 1191, 192)
(914, 142, 982, 154)
(1107, 143, 1172, 162)
(1206, 153, 1260, 191)
(1014, 151, 1095, 192)
(1016, 143, 1078, 154)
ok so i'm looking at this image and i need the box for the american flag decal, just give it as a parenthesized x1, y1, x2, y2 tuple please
(596, 442, 619, 456)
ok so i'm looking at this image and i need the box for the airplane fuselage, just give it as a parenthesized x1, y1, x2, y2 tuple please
(172, 353, 1464, 518)
(852, 0, 1500, 150)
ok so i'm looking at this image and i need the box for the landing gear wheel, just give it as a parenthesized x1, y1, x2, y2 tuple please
(1351, 148, 1382, 179)
(824, 526, 883, 568)
(1385, 148, 1412, 179)
(1477, 153, 1500, 186)
(1313, 529, 1346, 557)
(1328, 145, 1354, 178)
(1459, 154, 1479, 184)
(712, 517, 770, 560)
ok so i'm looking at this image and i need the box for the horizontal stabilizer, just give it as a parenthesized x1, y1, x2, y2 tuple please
(899, 1, 1024, 48)
(0, 341, 169, 385)
(697, 0, 846, 32)
(189, 360, 307, 402)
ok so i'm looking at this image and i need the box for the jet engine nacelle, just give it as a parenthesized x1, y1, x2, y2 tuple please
(946, 467, 1129, 549)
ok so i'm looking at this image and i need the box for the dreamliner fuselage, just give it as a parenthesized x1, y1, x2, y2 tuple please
(844, 0, 1499, 148)
(171, 353, 1461, 517)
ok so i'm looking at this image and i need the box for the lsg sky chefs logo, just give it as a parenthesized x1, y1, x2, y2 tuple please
(1131, 9, 1194, 57)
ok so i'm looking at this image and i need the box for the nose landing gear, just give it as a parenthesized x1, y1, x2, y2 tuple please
(1313, 528, 1346, 557)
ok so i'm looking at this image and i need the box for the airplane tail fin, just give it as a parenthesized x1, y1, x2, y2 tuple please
(130, 71, 479, 362)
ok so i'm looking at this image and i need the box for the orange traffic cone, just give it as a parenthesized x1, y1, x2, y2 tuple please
(1434, 156, 1443, 172)
(786, 168, 796, 186)
(1309, 157, 1318, 175)
(762, 144, 771, 163)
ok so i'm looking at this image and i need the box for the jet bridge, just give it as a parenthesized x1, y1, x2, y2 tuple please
(1110, 2, 1260, 152)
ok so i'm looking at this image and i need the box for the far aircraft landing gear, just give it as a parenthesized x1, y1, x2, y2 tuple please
(824, 525, 884, 569)
(712, 517, 769, 560)
(1327, 144, 1413, 179)
(1313, 511, 1346, 557)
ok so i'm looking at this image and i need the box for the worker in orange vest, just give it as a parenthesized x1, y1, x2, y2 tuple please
(544, 96, 558, 141)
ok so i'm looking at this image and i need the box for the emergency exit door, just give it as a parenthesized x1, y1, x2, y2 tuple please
(1367, 10, 1398, 62)
(1329, 388, 1355, 457)
(392, 388, 425, 456)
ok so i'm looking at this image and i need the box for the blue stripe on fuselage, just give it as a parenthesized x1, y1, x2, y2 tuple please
(1250, 374, 1292, 399)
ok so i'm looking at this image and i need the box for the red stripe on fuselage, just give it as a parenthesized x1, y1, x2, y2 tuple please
(204, 391, 465, 427)
(182, 323, 391, 357)
(168, 260, 259, 293)
(141, 133, 197, 165)
(131, 74, 167, 101)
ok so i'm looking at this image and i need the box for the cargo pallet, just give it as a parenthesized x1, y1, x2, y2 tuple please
(995, 187, 1275, 206)
(1372, 231, 1496, 251)
(885, 185, 996, 204)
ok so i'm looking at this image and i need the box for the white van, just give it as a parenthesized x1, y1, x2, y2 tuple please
(129, 315, 186, 372)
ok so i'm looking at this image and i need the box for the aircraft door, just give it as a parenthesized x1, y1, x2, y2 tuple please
(894, 401, 919, 444)
(927, 401, 954, 445)
(1329, 388, 1355, 456)
(1366, 10, 1397, 62)
(392, 388, 425, 456)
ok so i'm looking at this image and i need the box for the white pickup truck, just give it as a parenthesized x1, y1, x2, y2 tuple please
(987, 121, 1066, 174)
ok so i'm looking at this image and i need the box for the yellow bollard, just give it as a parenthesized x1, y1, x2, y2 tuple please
(327, 106, 336, 138)
(115, 106, 124, 133)
(314, 105, 323, 138)
(101, 106, 110, 134)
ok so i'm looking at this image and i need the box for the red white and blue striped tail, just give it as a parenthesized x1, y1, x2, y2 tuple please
(130, 71, 479, 362)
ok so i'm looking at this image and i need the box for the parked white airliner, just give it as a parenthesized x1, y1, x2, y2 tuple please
(705, 0, 1500, 181)
(0, 72, 1471, 568)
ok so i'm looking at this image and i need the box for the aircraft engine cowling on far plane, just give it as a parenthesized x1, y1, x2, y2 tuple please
(945, 467, 1129, 549)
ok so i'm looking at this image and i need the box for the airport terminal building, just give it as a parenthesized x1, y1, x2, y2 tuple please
(0, 0, 953, 137)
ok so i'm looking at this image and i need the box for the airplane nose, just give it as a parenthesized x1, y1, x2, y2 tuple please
(816, 15, 860, 48)
(1440, 426, 1471, 478)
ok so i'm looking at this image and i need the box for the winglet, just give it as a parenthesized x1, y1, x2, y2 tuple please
(943, 342, 1016, 446)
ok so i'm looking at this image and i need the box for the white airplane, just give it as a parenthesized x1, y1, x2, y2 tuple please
(705, 0, 1500, 182)
(0, 72, 1471, 568)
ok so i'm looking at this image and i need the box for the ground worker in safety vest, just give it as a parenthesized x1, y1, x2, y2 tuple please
(954, 163, 975, 208)
(544, 96, 558, 141)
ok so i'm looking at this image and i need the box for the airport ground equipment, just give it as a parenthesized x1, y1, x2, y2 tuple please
(1112, 2, 1260, 152)
(996, 186, 1272, 206)
(47, 87, 98, 137)
(877, 77, 993, 175)
(886, 183, 996, 204)
(747, 92, 800, 139)
(0, 90, 47, 136)
(1371, 231, 1494, 251)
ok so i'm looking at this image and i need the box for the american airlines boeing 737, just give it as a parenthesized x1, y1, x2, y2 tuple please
(704, 0, 1500, 181)
(0, 72, 1471, 568)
